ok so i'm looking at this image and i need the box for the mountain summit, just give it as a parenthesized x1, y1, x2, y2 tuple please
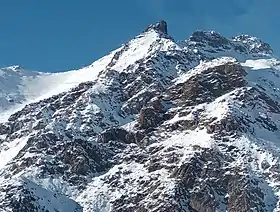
(0, 21, 280, 211)
(144, 20, 168, 34)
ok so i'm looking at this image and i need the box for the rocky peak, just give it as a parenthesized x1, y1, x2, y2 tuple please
(188, 30, 230, 47)
(144, 20, 168, 35)
(233, 34, 273, 55)
(183, 30, 274, 59)
(4, 65, 24, 71)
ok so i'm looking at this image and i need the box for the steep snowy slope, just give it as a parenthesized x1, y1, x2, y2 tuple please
(1, 20, 280, 211)
(0, 50, 115, 122)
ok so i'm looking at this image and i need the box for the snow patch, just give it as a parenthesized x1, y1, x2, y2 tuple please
(0, 137, 28, 169)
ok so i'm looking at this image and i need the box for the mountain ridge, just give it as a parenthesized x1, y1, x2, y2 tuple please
(0, 21, 280, 211)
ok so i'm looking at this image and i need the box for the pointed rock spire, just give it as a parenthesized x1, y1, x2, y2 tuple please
(144, 20, 168, 35)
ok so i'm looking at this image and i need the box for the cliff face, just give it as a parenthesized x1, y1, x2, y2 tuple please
(0, 21, 279, 212)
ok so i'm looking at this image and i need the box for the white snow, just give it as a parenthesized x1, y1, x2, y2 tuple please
(76, 162, 172, 212)
(25, 53, 115, 102)
(152, 129, 212, 152)
(203, 93, 232, 122)
(120, 121, 137, 132)
(0, 52, 115, 122)
(0, 137, 28, 169)
(111, 30, 159, 72)
(241, 58, 279, 70)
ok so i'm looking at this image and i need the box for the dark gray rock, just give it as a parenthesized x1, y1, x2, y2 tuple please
(144, 20, 168, 35)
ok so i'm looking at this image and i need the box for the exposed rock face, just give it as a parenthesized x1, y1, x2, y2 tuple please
(144, 20, 168, 35)
(233, 34, 273, 55)
(190, 31, 230, 49)
(138, 97, 166, 129)
(0, 21, 280, 212)
(168, 60, 247, 106)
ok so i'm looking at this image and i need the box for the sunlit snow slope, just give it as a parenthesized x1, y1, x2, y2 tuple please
(0, 52, 115, 122)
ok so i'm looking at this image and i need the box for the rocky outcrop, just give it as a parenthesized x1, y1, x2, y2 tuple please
(168, 61, 247, 106)
(170, 148, 275, 212)
(233, 35, 273, 55)
(138, 97, 167, 129)
(98, 127, 136, 144)
(189, 31, 230, 49)
(144, 20, 168, 35)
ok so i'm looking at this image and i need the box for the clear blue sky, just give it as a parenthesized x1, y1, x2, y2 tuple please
(0, 0, 279, 72)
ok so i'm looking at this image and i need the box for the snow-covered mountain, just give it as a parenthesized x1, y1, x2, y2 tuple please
(0, 20, 280, 211)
